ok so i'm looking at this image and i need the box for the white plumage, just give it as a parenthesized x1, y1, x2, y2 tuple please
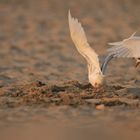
(108, 32, 140, 67)
(68, 11, 140, 87)
(68, 11, 104, 88)
(108, 32, 140, 58)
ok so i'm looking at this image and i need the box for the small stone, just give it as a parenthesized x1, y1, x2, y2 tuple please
(51, 98, 61, 102)
(85, 99, 101, 104)
(96, 104, 105, 110)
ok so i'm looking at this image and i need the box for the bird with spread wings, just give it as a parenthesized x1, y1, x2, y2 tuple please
(68, 11, 111, 88)
(68, 11, 140, 88)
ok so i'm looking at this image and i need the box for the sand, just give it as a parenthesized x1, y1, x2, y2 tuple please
(0, 0, 140, 139)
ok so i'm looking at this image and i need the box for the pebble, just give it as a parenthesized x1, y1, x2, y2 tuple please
(96, 104, 105, 110)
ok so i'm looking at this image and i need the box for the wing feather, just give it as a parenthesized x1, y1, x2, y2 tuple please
(68, 11, 101, 75)
(107, 33, 140, 58)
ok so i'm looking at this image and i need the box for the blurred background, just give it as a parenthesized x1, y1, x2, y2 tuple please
(0, 0, 140, 140)
(0, 0, 140, 85)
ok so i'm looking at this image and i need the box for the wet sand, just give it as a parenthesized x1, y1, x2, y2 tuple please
(0, 0, 140, 139)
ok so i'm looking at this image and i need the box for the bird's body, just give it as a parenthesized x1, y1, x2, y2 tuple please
(68, 11, 108, 88)
(108, 33, 140, 67)
(68, 11, 140, 88)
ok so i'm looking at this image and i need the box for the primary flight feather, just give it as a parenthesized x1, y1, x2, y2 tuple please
(108, 32, 140, 67)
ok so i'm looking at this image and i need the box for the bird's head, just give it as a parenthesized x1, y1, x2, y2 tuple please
(89, 73, 104, 88)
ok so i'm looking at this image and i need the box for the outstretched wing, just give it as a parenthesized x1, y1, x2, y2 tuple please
(68, 11, 101, 75)
(107, 33, 140, 58)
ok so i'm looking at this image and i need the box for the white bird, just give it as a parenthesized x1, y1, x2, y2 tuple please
(108, 32, 140, 67)
(68, 11, 112, 88)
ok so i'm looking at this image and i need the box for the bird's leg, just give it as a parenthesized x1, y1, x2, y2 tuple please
(135, 58, 140, 68)
(135, 62, 140, 68)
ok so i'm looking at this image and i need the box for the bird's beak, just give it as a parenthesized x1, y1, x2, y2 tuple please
(135, 62, 140, 68)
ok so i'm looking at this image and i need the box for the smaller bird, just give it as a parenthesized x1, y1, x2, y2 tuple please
(107, 32, 140, 67)
(68, 11, 112, 88)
